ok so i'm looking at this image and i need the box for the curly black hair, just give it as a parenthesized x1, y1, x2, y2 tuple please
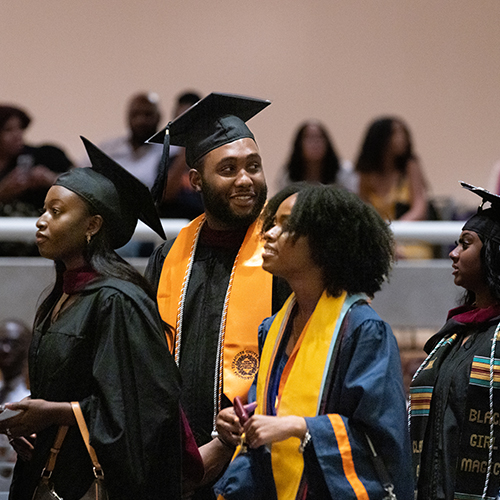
(261, 184, 395, 298)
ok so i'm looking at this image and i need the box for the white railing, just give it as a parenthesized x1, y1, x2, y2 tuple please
(388, 220, 464, 243)
(0, 218, 190, 243)
(0, 218, 466, 244)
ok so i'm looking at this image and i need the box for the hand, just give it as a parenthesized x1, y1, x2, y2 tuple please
(0, 398, 74, 437)
(0, 168, 30, 202)
(9, 435, 36, 462)
(27, 165, 58, 189)
(243, 415, 307, 449)
(216, 407, 243, 448)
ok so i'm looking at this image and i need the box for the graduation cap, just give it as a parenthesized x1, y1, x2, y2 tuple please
(147, 92, 271, 204)
(54, 136, 166, 249)
(461, 181, 500, 244)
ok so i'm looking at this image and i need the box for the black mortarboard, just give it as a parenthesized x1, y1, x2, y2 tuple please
(147, 92, 271, 204)
(55, 136, 166, 249)
(461, 181, 500, 244)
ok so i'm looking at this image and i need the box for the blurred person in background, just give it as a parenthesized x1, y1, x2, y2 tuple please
(158, 90, 205, 220)
(83, 92, 163, 257)
(278, 120, 357, 192)
(82, 92, 163, 189)
(355, 116, 433, 259)
(0, 105, 73, 255)
(355, 116, 428, 221)
(0, 319, 30, 492)
(0, 319, 30, 405)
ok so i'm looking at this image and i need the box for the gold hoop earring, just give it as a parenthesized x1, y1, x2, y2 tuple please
(86, 234, 91, 244)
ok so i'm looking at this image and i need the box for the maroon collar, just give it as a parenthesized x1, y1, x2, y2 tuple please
(199, 223, 248, 251)
(63, 265, 99, 294)
(447, 304, 500, 324)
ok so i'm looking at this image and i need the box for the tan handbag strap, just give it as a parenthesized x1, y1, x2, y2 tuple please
(42, 425, 69, 477)
(71, 401, 104, 475)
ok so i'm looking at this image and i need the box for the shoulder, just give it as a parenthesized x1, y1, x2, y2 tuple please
(258, 315, 276, 335)
(144, 239, 177, 289)
(342, 301, 394, 344)
(347, 300, 384, 324)
(83, 276, 154, 311)
(405, 156, 426, 184)
(98, 136, 129, 153)
(336, 160, 359, 193)
(31, 144, 73, 171)
(257, 314, 277, 352)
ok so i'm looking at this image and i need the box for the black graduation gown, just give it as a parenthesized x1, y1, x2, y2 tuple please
(412, 313, 500, 499)
(146, 234, 290, 500)
(10, 276, 182, 500)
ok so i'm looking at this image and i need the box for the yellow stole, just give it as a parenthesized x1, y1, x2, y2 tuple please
(157, 214, 273, 403)
(256, 291, 347, 500)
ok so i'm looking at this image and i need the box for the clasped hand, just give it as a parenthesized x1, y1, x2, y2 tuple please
(216, 406, 307, 449)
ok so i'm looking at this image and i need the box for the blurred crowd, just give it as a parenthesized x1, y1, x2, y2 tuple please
(1, 90, 499, 499)
(1, 92, 488, 257)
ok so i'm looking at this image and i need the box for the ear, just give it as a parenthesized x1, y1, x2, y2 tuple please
(189, 169, 202, 193)
(86, 215, 103, 238)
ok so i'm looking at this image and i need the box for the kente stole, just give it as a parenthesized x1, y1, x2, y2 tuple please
(410, 325, 500, 499)
(157, 214, 272, 402)
(256, 291, 352, 500)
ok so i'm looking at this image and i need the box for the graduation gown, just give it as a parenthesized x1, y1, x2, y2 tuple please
(252, 297, 413, 500)
(146, 222, 290, 500)
(410, 308, 500, 499)
(146, 229, 290, 448)
(10, 276, 182, 500)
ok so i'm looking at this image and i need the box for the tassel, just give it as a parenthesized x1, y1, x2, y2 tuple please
(151, 123, 171, 205)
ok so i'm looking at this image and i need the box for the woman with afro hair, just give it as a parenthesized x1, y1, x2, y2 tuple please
(216, 184, 412, 500)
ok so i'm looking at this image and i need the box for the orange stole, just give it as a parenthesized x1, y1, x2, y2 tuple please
(256, 291, 347, 500)
(157, 215, 273, 402)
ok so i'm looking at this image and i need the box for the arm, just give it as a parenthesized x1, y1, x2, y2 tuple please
(0, 168, 31, 203)
(305, 318, 413, 500)
(195, 438, 235, 488)
(144, 240, 173, 291)
(0, 398, 76, 437)
(244, 415, 306, 448)
(399, 157, 428, 221)
(81, 291, 182, 499)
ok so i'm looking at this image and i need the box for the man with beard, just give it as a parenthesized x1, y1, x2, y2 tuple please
(146, 93, 290, 499)
(81, 92, 162, 189)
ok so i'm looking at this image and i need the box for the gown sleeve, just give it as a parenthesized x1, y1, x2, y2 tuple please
(144, 240, 174, 292)
(304, 317, 413, 500)
(78, 288, 182, 500)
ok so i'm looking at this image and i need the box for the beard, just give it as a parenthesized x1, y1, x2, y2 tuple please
(201, 181, 267, 230)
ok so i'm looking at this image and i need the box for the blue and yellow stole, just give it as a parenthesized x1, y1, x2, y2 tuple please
(255, 291, 363, 499)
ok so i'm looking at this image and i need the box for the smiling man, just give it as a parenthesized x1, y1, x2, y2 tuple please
(146, 93, 290, 499)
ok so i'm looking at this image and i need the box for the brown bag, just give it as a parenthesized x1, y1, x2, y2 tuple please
(32, 402, 108, 500)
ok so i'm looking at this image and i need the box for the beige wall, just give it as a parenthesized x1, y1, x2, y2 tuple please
(2, 1, 499, 207)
